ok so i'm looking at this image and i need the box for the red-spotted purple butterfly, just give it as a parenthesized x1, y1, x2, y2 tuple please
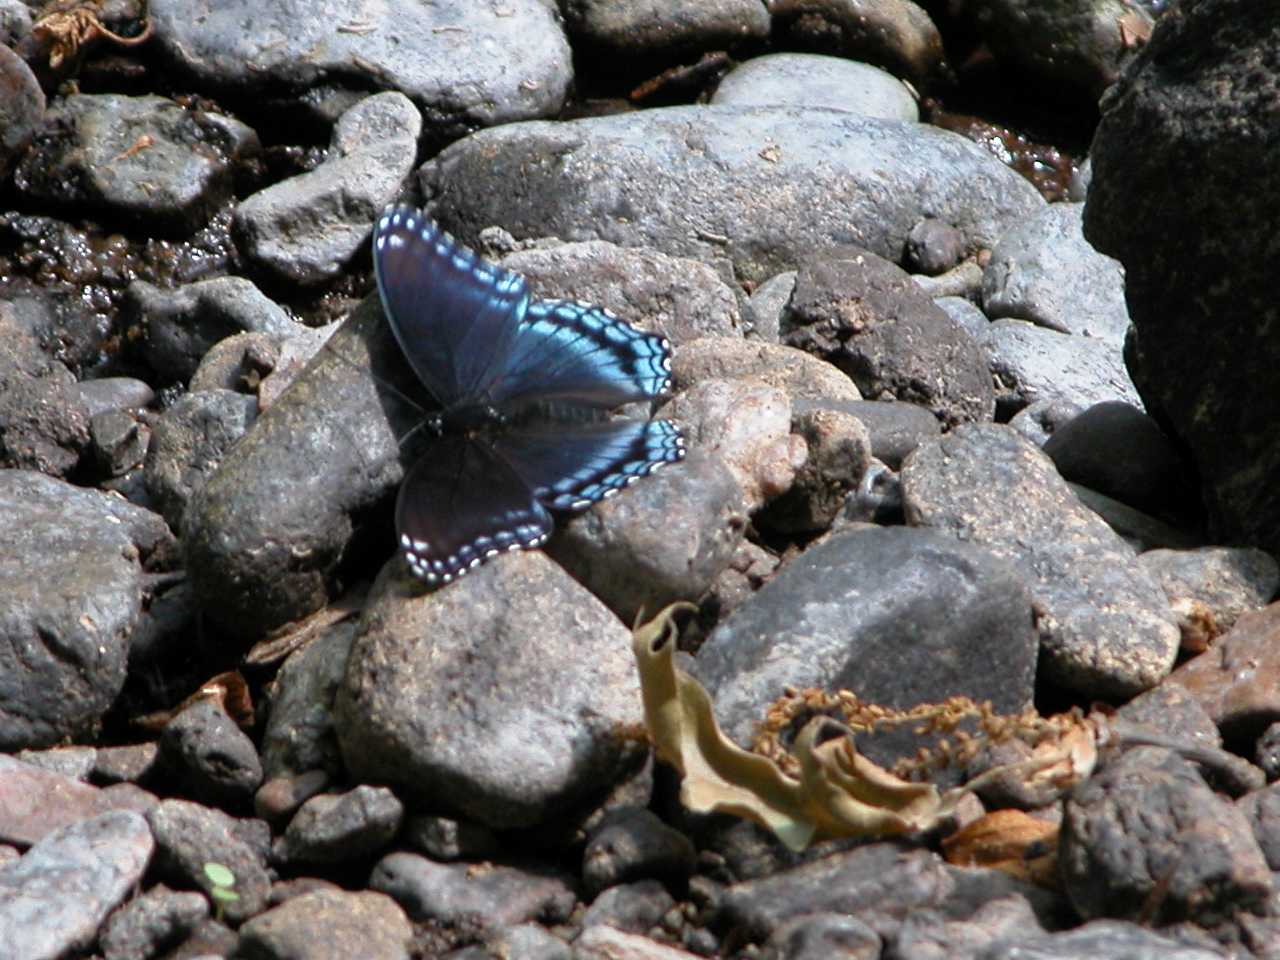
(372, 204, 686, 584)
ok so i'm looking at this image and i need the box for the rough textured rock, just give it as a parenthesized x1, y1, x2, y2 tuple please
(0, 471, 172, 749)
(336, 553, 647, 828)
(673, 337, 861, 404)
(236, 889, 412, 960)
(694, 525, 1038, 747)
(421, 104, 1045, 285)
(901, 423, 1180, 698)
(1084, 3, 1280, 559)
(783, 247, 994, 426)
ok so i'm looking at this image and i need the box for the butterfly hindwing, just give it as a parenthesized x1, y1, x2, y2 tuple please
(373, 205, 529, 405)
(395, 437, 553, 584)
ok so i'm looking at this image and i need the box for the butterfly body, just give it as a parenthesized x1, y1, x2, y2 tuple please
(372, 205, 685, 584)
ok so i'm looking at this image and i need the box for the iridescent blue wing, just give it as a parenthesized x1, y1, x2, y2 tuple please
(395, 437, 552, 584)
(372, 205, 528, 406)
(488, 299, 674, 413)
(497, 417, 686, 511)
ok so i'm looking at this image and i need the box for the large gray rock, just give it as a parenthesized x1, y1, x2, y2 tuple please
(0, 472, 172, 749)
(901, 423, 1180, 698)
(711, 53, 919, 121)
(1084, 2, 1280, 559)
(335, 553, 645, 828)
(420, 105, 1045, 284)
(149, 0, 571, 138)
(693, 525, 1038, 748)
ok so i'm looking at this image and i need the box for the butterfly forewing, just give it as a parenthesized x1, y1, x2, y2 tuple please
(373, 205, 529, 406)
(486, 300, 674, 412)
(395, 436, 553, 584)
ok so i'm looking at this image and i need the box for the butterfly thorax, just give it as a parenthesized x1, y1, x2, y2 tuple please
(429, 404, 508, 438)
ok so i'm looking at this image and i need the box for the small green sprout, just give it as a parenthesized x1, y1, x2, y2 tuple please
(203, 862, 240, 921)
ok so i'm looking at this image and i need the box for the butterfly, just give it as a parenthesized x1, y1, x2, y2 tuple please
(371, 204, 686, 584)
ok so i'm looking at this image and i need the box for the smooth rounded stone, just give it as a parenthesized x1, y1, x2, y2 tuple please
(1006, 397, 1082, 447)
(160, 700, 264, 810)
(336, 552, 647, 828)
(0, 755, 155, 847)
(890, 894, 1043, 960)
(574, 926, 700, 959)
(982, 202, 1130, 347)
(782, 247, 995, 427)
(254, 771, 331, 826)
(766, 911, 880, 960)
(794, 398, 939, 470)
(0, 43, 44, 179)
(99, 884, 209, 960)
(906, 219, 966, 276)
(711, 53, 918, 121)
(14, 745, 96, 781)
(901, 423, 1180, 698)
(144, 388, 257, 530)
(673, 337, 861, 404)
(713, 843, 951, 945)
(769, 0, 946, 87)
(126, 276, 296, 384)
(13, 93, 257, 232)
(663, 378, 799, 511)
(260, 623, 356, 780)
(274, 785, 403, 866)
(979, 318, 1142, 415)
(1059, 747, 1272, 925)
(484, 924, 572, 960)
(183, 293, 413, 637)
(150, 0, 569, 137)
(94, 742, 161, 785)
(370, 851, 576, 928)
(582, 808, 696, 899)
(0, 0, 29, 42)
(0, 810, 153, 960)
(1165, 603, 1280, 742)
(551, 448, 749, 625)
(235, 92, 421, 284)
(694, 525, 1038, 748)
(146, 799, 272, 925)
(71, 377, 155, 419)
(910, 260, 984, 301)
(237, 889, 412, 960)
(1084, 3, 1280, 562)
(757, 407, 872, 534)
(564, 0, 768, 59)
(0, 471, 171, 750)
(1043, 401, 1198, 521)
(1140, 547, 1278, 635)
(403, 815, 500, 863)
(1117, 684, 1222, 756)
(744, 271, 795, 342)
(582, 879, 676, 934)
(421, 104, 1045, 286)
(981, 919, 1224, 960)
(500, 241, 744, 343)
(960, 0, 1150, 100)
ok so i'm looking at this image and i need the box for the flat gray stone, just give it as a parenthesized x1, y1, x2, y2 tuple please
(421, 104, 1045, 285)
(901, 423, 1180, 697)
(983, 202, 1130, 346)
(694, 525, 1038, 747)
(234, 92, 421, 284)
(0, 811, 154, 960)
(980, 318, 1142, 413)
(712, 53, 918, 121)
(149, 0, 571, 137)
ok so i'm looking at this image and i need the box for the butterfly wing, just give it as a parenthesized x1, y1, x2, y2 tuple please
(396, 436, 553, 584)
(372, 205, 528, 405)
(486, 299, 674, 412)
(496, 417, 686, 512)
